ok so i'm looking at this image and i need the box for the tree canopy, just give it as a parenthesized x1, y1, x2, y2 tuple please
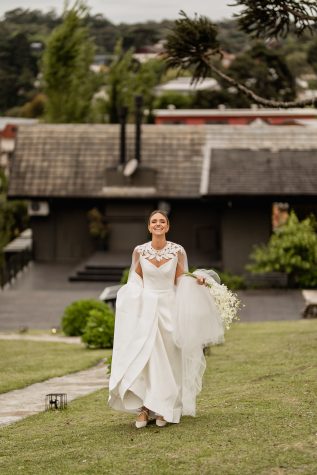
(165, 2, 317, 108)
(1, 3, 317, 116)
(247, 211, 317, 288)
(0, 28, 38, 114)
(42, 1, 97, 123)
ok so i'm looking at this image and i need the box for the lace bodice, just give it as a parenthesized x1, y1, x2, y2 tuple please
(131, 241, 187, 291)
(135, 241, 185, 262)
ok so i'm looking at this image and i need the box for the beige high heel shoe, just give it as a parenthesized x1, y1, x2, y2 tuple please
(135, 408, 149, 429)
(156, 415, 167, 427)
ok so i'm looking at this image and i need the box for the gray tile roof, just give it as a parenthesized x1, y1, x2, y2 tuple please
(8, 124, 317, 198)
(205, 149, 317, 195)
(8, 124, 205, 198)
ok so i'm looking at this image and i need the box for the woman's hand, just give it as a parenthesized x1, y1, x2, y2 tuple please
(196, 276, 206, 285)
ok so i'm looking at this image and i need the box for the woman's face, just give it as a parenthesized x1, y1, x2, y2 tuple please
(148, 213, 169, 236)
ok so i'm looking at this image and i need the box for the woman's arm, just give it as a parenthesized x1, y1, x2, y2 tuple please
(131, 248, 143, 279)
(135, 261, 143, 278)
(175, 249, 204, 284)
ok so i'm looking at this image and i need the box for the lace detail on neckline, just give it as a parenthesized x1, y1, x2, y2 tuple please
(136, 241, 184, 262)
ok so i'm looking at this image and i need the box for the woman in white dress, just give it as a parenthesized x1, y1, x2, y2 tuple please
(108, 210, 225, 428)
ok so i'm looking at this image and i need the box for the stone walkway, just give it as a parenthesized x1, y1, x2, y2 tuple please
(0, 361, 109, 427)
(0, 263, 109, 331)
(0, 333, 81, 344)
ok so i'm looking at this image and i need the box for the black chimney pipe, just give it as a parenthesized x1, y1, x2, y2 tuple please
(135, 95, 143, 163)
(119, 106, 128, 166)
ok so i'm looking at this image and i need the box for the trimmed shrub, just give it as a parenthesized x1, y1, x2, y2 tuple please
(247, 210, 317, 288)
(120, 267, 129, 284)
(81, 306, 115, 348)
(61, 299, 108, 336)
(218, 271, 247, 290)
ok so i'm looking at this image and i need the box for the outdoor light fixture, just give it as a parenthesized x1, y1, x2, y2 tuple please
(45, 393, 67, 411)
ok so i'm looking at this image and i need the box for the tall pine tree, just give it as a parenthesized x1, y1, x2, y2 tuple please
(42, 1, 96, 123)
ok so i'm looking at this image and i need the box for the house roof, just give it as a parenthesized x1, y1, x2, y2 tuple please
(155, 77, 219, 94)
(8, 124, 205, 199)
(8, 124, 317, 199)
(204, 149, 317, 195)
(153, 108, 317, 118)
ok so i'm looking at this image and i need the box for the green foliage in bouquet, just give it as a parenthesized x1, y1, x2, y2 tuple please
(61, 299, 108, 336)
(247, 211, 317, 288)
(81, 307, 115, 349)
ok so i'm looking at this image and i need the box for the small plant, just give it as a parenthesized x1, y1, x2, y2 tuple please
(81, 307, 115, 349)
(218, 271, 247, 290)
(105, 354, 112, 374)
(61, 299, 109, 336)
(87, 208, 109, 250)
(120, 268, 129, 284)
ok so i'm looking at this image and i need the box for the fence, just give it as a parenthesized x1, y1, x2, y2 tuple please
(0, 229, 32, 289)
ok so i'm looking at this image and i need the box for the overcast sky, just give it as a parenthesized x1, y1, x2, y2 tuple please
(0, 0, 241, 24)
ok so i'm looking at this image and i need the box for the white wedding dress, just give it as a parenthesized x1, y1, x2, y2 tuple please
(108, 241, 224, 423)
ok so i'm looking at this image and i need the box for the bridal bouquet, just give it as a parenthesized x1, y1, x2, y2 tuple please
(185, 270, 242, 330)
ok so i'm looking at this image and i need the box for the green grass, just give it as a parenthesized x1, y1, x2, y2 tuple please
(0, 320, 316, 475)
(0, 340, 108, 394)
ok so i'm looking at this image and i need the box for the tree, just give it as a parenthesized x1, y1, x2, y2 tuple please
(233, 0, 317, 39)
(0, 170, 28, 272)
(226, 43, 296, 103)
(106, 41, 135, 123)
(164, 2, 317, 108)
(154, 92, 193, 110)
(121, 22, 162, 50)
(0, 29, 38, 113)
(106, 41, 165, 123)
(247, 211, 317, 288)
(191, 89, 248, 109)
(307, 37, 317, 74)
(42, 1, 97, 123)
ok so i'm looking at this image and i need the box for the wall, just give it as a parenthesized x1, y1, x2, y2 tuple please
(221, 202, 271, 274)
(31, 200, 95, 263)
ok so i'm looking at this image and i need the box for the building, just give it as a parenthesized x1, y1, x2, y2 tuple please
(153, 108, 317, 126)
(155, 77, 219, 96)
(0, 118, 37, 173)
(8, 124, 317, 275)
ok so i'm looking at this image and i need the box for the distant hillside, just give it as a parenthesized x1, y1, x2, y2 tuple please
(0, 8, 246, 53)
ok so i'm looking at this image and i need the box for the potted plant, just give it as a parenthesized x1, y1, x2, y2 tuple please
(87, 208, 109, 251)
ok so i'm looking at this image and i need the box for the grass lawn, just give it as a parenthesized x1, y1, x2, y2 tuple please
(0, 340, 108, 394)
(0, 320, 316, 475)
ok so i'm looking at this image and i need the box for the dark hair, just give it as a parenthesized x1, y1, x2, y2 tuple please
(148, 209, 170, 226)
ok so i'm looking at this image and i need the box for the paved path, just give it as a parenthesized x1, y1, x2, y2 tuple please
(0, 333, 81, 344)
(1, 262, 311, 329)
(0, 263, 111, 331)
(238, 289, 305, 322)
(0, 361, 109, 427)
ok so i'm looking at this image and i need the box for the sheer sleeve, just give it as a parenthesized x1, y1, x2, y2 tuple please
(175, 248, 188, 282)
(127, 247, 143, 285)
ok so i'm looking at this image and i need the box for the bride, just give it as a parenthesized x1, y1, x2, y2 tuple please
(108, 210, 225, 428)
